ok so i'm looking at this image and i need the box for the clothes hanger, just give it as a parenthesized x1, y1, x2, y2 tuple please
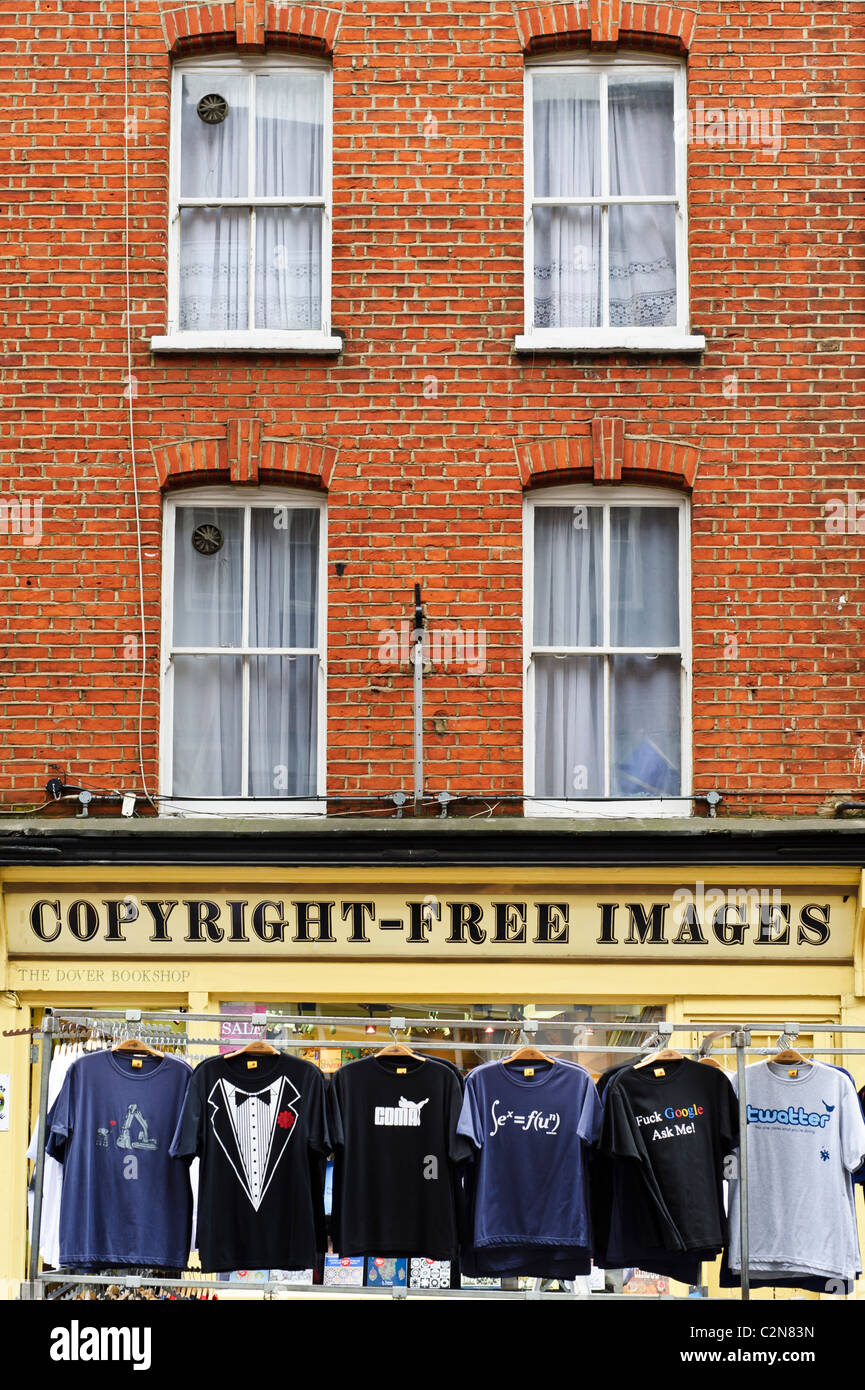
(503, 1044, 554, 1066)
(225, 1038, 279, 1057)
(377, 1042, 420, 1057)
(697, 1029, 728, 1071)
(377, 1027, 422, 1058)
(771, 1045, 808, 1064)
(113, 1036, 163, 1057)
(633, 1046, 684, 1070)
(633, 1022, 684, 1070)
(770, 1026, 808, 1067)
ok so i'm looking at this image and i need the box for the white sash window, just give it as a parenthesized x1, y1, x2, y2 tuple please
(517, 57, 704, 354)
(153, 57, 340, 354)
(525, 486, 691, 816)
(161, 488, 326, 813)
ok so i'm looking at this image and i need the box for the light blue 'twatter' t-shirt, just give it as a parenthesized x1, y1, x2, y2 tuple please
(47, 1049, 193, 1270)
(728, 1060, 865, 1284)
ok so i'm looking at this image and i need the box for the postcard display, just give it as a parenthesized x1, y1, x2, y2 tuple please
(23, 1008, 865, 1300)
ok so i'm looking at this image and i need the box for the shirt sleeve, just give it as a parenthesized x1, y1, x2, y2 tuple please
(170, 1065, 204, 1159)
(328, 1069, 346, 1152)
(44, 1064, 75, 1162)
(839, 1073, 865, 1173)
(446, 1073, 475, 1163)
(307, 1066, 333, 1157)
(718, 1072, 740, 1155)
(456, 1073, 484, 1151)
(577, 1074, 602, 1145)
(600, 1077, 642, 1162)
(324, 1073, 344, 1152)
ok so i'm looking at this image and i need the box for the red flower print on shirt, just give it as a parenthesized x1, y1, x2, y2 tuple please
(277, 1109, 295, 1129)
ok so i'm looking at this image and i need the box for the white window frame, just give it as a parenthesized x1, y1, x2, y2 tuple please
(516, 53, 704, 354)
(523, 484, 692, 818)
(152, 54, 341, 354)
(160, 485, 327, 816)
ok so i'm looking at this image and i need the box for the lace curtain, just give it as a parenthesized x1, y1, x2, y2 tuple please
(172, 507, 320, 798)
(178, 71, 324, 331)
(532, 73, 678, 329)
(533, 506, 682, 799)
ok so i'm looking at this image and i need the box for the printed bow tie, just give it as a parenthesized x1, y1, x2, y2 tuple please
(235, 1090, 271, 1107)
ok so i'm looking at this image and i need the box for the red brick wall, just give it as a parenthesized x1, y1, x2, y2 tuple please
(0, 0, 861, 813)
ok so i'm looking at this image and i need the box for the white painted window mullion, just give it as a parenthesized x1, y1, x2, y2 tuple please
(160, 502, 177, 797)
(316, 502, 328, 795)
(178, 197, 326, 208)
(602, 501, 611, 650)
(523, 492, 535, 795)
(599, 72, 610, 329)
(168, 66, 181, 335)
(321, 67, 332, 337)
(602, 502, 611, 795)
(675, 65, 688, 332)
(525, 69, 535, 333)
(240, 504, 252, 797)
(679, 498, 692, 796)
(532, 195, 679, 207)
(248, 73, 257, 331)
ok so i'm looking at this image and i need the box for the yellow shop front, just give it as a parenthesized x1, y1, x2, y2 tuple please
(2, 837, 865, 1299)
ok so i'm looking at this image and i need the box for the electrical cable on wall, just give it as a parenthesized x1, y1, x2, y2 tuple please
(123, 0, 158, 814)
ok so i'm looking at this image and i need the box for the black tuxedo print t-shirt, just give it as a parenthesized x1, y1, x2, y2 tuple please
(330, 1055, 472, 1258)
(170, 1052, 332, 1273)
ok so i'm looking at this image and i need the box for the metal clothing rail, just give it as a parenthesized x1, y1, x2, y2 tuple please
(21, 1008, 865, 1303)
(42, 1006, 865, 1034)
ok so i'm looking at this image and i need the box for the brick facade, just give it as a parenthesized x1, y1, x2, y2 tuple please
(1, 0, 862, 814)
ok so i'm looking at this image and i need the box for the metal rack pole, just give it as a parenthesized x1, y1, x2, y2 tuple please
(26, 1008, 55, 1293)
(733, 1027, 751, 1301)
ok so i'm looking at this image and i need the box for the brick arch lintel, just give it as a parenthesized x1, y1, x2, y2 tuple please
(151, 420, 336, 490)
(162, 1, 343, 57)
(516, 420, 700, 488)
(513, 1, 698, 55)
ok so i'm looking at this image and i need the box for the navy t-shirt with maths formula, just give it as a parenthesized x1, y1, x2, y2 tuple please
(46, 1049, 193, 1271)
(457, 1059, 601, 1266)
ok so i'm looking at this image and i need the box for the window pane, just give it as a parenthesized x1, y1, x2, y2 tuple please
(255, 70, 324, 197)
(248, 655, 318, 797)
(254, 208, 322, 330)
(532, 73, 601, 198)
(534, 656, 604, 798)
(180, 73, 249, 198)
(609, 203, 676, 327)
(249, 508, 320, 648)
(172, 656, 242, 796)
(173, 508, 243, 647)
(533, 206, 601, 328)
(610, 508, 679, 646)
(533, 507, 603, 646)
(179, 209, 249, 330)
(608, 74, 675, 197)
(610, 655, 681, 797)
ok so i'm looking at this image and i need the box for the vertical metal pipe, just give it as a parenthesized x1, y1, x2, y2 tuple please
(412, 585, 424, 808)
(734, 1026, 750, 1301)
(27, 1009, 55, 1287)
(413, 635, 423, 806)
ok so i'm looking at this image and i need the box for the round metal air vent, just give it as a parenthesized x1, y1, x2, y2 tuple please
(197, 93, 229, 124)
(191, 523, 224, 555)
